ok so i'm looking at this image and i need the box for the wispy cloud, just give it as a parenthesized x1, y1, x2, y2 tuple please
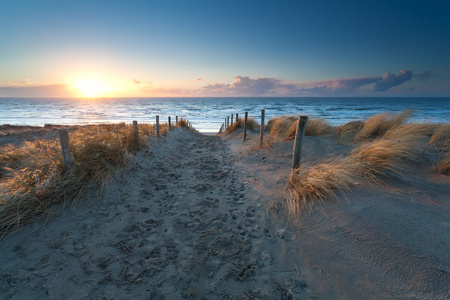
(3, 79, 35, 86)
(373, 70, 413, 92)
(0, 70, 434, 97)
(0, 84, 75, 97)
(200, 70, 429, 96)
(202, 76, 298, 96)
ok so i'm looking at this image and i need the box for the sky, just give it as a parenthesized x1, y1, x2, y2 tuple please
(0, 0, 449, 97)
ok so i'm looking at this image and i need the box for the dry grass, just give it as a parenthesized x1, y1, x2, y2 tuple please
(430, 123, 450, 174)
(304, 118, 333, 136)
(335, 120, 365, 144)
(226, 118, 244, 134)
(246, 117, 258, 130)
(265, 116, 332, 142)
(285, 117, 333, 140)
(429, 123, 450, 148)
(266, 116, 296, 139)
(287, 124, 429, 217)
(176, 119, 189, 129)
(436, 153, 450, 175)
(225, 117, 258, 135)
(287, 157, 358, 216)
(354, 110, 412, 142)
(349, 124, 429, 181)
(0, 123, 158, 239)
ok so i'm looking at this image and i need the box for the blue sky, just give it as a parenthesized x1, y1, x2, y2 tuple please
(0, 0, 449, 97)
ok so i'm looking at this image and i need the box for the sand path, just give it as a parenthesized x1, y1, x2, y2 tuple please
(2, 128, 449, 299)
(0, 129, 300, 299)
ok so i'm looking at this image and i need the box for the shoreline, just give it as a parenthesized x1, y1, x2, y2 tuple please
(1, 97, 449, 134)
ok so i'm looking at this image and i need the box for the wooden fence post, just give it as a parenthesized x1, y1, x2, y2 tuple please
(227, 116, 230, 129)
(243, 111, 248, 141)
(133, 120, 140, 149)
(231, 114, 234, 127)
(168, 116, 171, 130)
(260, 109, 265, 147)
(156, 115, 160, 137)
(58, 129, 74, 171)
(176, 116, 178, 125)
(236, 113, 238, 122)
(292, 116, 308, 169)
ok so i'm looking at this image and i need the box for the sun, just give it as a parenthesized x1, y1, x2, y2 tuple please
(74, 78, 111, 97)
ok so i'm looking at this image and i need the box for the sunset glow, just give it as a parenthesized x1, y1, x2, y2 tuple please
(0, 1, 449, 97)
(74, 78, 112, 97)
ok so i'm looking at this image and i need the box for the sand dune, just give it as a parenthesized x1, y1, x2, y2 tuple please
(0, 126, 449, 299)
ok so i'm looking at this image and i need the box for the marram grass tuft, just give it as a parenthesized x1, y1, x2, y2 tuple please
(287, 123, 430, 217)
(0, 123, 159, 239)
(354, 110, 412, 142)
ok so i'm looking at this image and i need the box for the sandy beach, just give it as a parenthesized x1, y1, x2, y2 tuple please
(0, 125, 449, 299)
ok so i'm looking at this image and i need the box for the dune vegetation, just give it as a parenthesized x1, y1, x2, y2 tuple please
(354, 110, 412, 142)
(335, 120, 365, 144)
(265, 115, 333, 141)
(285, 112, 448, 218)
(430, 123, 450, 174)
(224, 117, 258, 134)
(0, 122, 168, 239)
(176, 118, 190, 129)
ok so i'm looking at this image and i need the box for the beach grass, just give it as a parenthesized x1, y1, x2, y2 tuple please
(176, 119, 189, 129)
(287, 157, 358, 216)
(287, 123, 429, 217)
(265, 116, 332, 142)
(335, 120, 365, 144)
(225, 117, 258, 134)
(430, 123, 450, 174)
(436, 153, 450, 175)
(0, 123, 160, 239)
(266, 115, 296, 140)
(354, 110, 412, 142)
(429, 123, 450, 148)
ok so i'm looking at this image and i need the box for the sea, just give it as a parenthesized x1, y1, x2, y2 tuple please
(0, 97, 448, 133)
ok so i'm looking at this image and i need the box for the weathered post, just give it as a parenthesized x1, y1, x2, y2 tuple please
(243, 111, 248, 141)
(227, 116, 230, 129)
(260, 109, 265, 147)
(58, 129, 74, 171)
(292, 116, 308, 169)
(176, 116, 178, 125)
(156, 115, 160, 137)
(168, 116, 171, 130)
(231, 114, 234, 127)
(133, 120, 140, 149)
(236, 113, 238, 122)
